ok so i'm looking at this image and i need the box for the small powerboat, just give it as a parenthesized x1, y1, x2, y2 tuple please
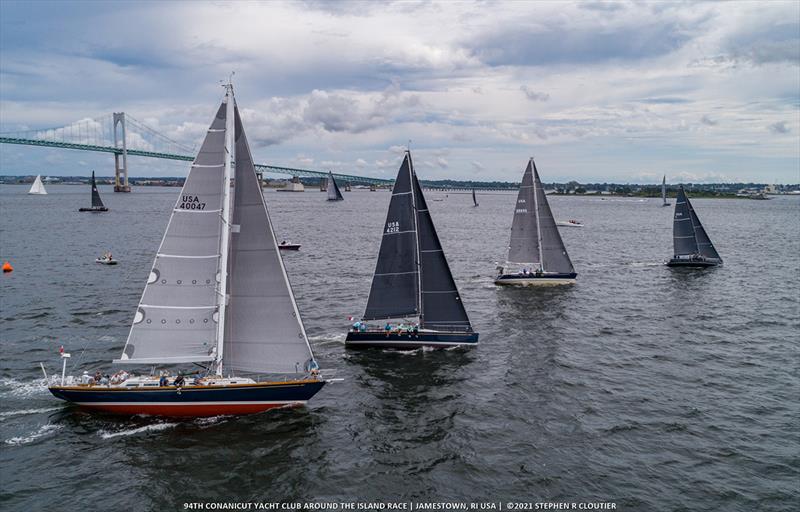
(556, 219, 584, 227)
(278, 241, 301, 251)
(96, 252, 118, 265)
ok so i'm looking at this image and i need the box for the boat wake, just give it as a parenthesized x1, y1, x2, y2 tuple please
(0, 407, 61, 421)
(99, 422, 178, 439)
(4, 423, 62, 446)
(0, 378, 50, 398)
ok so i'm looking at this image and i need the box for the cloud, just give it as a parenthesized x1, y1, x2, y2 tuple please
(700, 115, 718, 126)
(520, 85, 549, 102)
(471, 161, 484, 171)
(355, 158, 367, 167)
(768, 121, 790, 134)
(436, 156, 449, 169)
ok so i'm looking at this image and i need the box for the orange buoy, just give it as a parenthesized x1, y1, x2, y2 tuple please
(2, 261, 13, 273)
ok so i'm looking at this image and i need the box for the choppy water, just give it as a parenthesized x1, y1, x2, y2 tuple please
(0, 184, 798, 511)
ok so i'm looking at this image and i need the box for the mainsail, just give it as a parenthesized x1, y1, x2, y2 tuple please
(28, 175, 47, 195)
(472, 188, 478, 207)
(363, 154, 419, 320)
(91, 171, 105, 208)
(327, 172, 344, 201)
(116, 102, 229, 365)
(223, 105, 316, 374)
(506, 159, 574, 274)
(673, 186, 721, 261)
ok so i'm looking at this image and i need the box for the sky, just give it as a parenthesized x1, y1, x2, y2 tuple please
(1, 0, 799, 183)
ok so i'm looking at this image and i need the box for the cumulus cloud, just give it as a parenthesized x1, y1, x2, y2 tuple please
(768, 121, 790, 134)
(700, 115, 718, 126)
(520, 85, 549, 102)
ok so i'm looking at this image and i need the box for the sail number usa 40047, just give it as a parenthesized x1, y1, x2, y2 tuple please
(179, 195, 207, 210)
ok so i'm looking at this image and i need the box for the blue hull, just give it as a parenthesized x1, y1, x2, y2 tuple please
(345, 330, 479, 349)
(48, 379, 326, 417)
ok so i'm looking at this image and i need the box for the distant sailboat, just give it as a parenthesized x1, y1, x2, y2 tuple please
(666, 186, 722, 267)
(661, 175, 670, 207)
(472, 188, 479, 207)
(346, 150, 478, 348)
(495, 158, 577, 285)
(28, 175, 47, 195)
(47, 84, 326, 416)
(78, 171, 109, 212)
(327, 171, 344, 201)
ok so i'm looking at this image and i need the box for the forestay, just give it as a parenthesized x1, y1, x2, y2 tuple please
(363, 153, 419, 320)
(223, 105, 316, 374)
(116, 103, 227, 364)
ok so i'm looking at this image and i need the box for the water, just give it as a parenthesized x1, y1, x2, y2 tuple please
(1, 185, 798, 510)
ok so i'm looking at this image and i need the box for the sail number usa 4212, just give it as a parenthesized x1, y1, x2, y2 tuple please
(179, 195, 206, 210)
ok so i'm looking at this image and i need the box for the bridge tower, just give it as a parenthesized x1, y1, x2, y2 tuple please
(113, 113, 131, 192)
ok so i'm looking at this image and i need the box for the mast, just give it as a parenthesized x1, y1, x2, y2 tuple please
(214, 83, 235, 376)
(408, 151, 424, 324)
(532, 159, 544, 271)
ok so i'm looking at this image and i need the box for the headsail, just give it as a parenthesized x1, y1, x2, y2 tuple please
(223, 105, 316, 374)
(674, 186, 721, 261)
(363, 153, 419, 320)
(28, 175, 47, 195)
(327, 172, 344, 201)
(91, 171, 105, 208)
(533, 161, 574, 274)
(115, 102, 229, 365)
(411, 159, 472, 331)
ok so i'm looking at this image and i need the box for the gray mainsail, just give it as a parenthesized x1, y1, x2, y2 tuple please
(363, 153, 419, 320)
(661, 176, 668, 206)
(505, 159, 574, 274)
(673, 187, 699, 257)
(223, 105, 316, 374)
(327, 171, 344, 201)
(91, 171, 105, 208)
(411, 160, 472, 331)
(116, 102, 228, 364)
(507, 160, 540, 266)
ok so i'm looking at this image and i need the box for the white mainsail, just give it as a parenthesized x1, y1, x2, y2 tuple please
(28, 175, 47, 195)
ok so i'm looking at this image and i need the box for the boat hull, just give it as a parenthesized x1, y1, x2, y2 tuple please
(495, 273, 577, 286)
(79, 207, 109, 212)
(666, 258, 721, 268)
(278, 244, 301, 251)
(48, 379, 325, 417)
(345, 330, 478, 349)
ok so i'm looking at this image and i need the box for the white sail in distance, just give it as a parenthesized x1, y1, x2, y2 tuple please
(28, 175, 47, 195)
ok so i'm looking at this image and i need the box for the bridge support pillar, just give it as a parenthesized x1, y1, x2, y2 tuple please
(113, 113, 130, 192)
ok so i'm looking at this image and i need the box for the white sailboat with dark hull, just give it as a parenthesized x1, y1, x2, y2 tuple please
(666, 186, 722, 268)
(346, 151, 478, 348)
(327, 171, 344, 201)
(78, 171, 109, 212)
(28, 175, 47, 195)
(495, 158, 577, 285)
(48, 85, 326, 416)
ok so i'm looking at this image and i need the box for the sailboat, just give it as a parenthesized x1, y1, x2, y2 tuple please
(346, 151, 478, 348)
(327, 171, 344, 201)
(661, 175, 670, 207)
(47, 85, 326, 416)
(78, 171, 109, 212)
(666, 186, 722, 267)
(495, 158, 577, 285)
(28, 175, 47, 195)
(472, 188, 479, 207)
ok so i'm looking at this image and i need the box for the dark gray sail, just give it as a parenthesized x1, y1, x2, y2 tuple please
(363, 154, 419, 320)
(327, 172, 344, 201)
(673, 187, 700, 257)
(686, 191, 722, 261)
(533, 161, 574, 274)
(223, 105, 316, 374)
(472, 188, 478, 206)
(116, 102, 227, 364)
(91, 171, 105, 208)
(507, 160, 540, 265)
(411, 157, 472, 332)
(661, 175, 668, 206)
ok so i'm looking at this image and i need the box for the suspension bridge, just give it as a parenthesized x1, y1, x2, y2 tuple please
(0, 113, 391, 191)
